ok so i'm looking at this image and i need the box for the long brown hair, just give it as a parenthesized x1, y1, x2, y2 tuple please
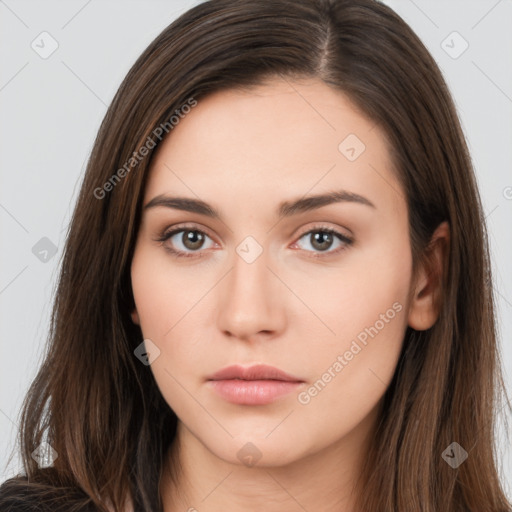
(1, 0, 510, 510)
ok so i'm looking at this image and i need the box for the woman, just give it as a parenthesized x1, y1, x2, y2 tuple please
(1, 0, 510, 511)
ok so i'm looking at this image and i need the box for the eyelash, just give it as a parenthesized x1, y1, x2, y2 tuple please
(153, 223, 354, 260)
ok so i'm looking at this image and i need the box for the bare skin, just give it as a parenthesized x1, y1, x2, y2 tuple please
(130, 77, 449, 512)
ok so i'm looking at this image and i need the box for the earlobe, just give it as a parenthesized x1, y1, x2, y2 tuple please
(131, 308, 140, 325)
(407, 221, 450, 331)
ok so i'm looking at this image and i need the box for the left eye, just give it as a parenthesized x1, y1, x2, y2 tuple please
(293, 228, 352, 255)
(155, 226, 353, 258)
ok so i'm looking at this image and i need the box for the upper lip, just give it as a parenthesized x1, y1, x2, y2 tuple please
(207, 364, 304, 382)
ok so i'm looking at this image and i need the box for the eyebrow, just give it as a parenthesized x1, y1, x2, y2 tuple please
(143, 189, 376, 220)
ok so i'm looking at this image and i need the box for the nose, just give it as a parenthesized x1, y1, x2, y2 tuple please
(216, 242, 286, 342)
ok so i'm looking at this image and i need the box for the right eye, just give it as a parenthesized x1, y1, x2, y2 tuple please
(155, 226, 217, 258)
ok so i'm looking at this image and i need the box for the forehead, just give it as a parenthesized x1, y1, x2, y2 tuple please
(144, 77, 404, 218)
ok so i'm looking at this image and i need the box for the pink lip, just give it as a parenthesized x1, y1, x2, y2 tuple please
(206, 364, 305, 405)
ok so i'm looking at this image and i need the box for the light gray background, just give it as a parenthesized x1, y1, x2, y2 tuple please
(1, 0, 511, 497)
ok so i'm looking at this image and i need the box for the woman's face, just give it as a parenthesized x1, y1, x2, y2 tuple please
(130, 77, 415, 467)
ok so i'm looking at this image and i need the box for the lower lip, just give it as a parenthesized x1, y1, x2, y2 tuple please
(207, 379, 303, 405)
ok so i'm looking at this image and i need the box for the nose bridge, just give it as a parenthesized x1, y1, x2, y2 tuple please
(216, 234, 282, 338)
(235, 236, 269, 292)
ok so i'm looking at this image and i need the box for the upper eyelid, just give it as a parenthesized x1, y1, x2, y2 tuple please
(160, 223, 217, 242)
(158, 222, 352, 245)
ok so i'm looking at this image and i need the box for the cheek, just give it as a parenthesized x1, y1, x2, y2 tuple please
(130, 245, 208, 339)
(130, 246, 218, 403)
(294, 235, 411, 427)
(292, 316, 406, 459)
(289, 289, 409, 459)
(295, 298, 407, 423)
(291, 227, 412, 349)
(130, 250, 205, 411)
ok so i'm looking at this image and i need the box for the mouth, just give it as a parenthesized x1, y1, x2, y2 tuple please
(206, 364, 305, 405)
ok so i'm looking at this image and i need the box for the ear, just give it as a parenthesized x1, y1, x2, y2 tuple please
(408, 221, 450, 330)
(131, 308, 140, 325)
